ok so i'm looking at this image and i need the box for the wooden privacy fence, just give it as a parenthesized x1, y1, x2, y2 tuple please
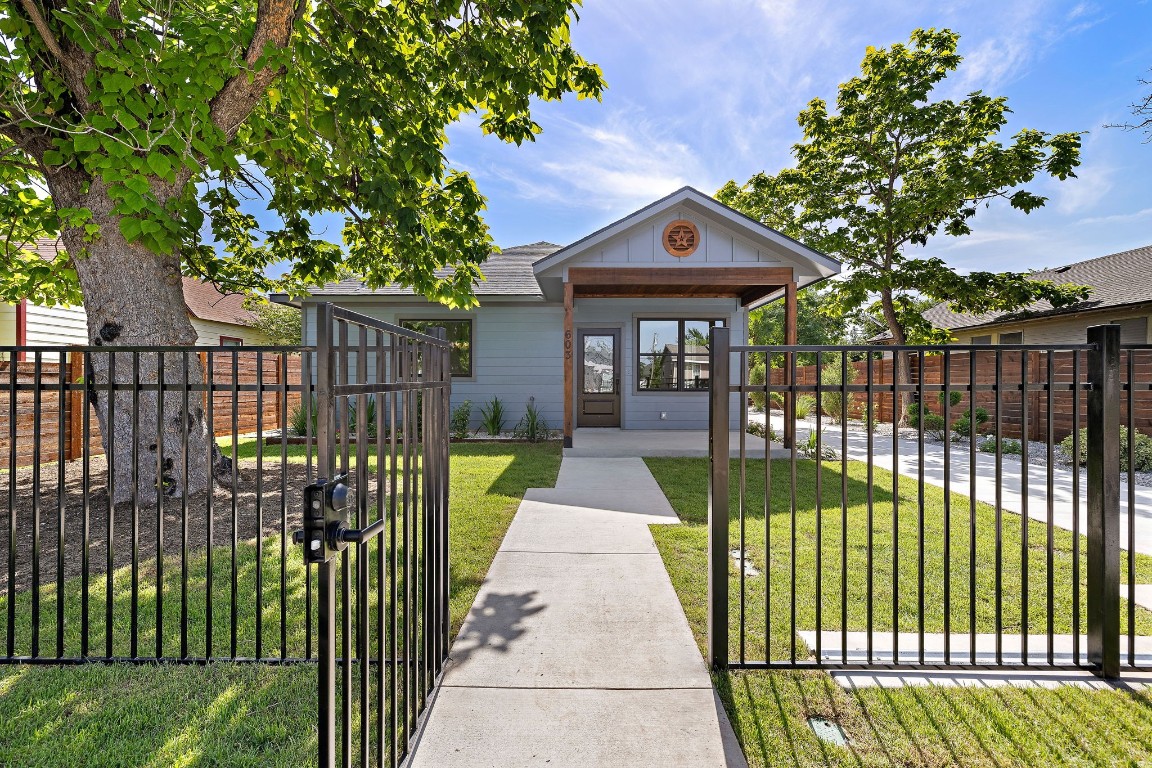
(1, 349, 303, 468)
(764, 347, 1152, 441)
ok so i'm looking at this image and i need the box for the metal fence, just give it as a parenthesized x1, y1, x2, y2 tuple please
(708, 324, 1150, 678)
(0, 303, 453, 767)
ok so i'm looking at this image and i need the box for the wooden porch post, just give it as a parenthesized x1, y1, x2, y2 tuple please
(563, 281, 574, 448)
(784, 280, 797, 449)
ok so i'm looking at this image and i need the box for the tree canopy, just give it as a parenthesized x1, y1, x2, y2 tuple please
(718, 28, 1089, 345)
(0, 0, 604, 311)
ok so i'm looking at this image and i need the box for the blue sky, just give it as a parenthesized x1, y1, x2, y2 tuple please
(444, 0, 1152, 274)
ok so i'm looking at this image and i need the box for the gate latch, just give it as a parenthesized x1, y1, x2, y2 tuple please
(293, 474, 350, 564)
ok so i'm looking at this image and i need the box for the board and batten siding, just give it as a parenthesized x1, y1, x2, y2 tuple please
(302, 300, 566, 431)
(0, 303, 15, 347)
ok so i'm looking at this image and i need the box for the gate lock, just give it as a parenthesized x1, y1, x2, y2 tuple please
(293, 474, 351, 564)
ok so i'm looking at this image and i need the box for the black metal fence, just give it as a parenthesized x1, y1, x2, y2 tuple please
(2, 344, 314, 663)
(0, 303, 453, 767)
(708, 324, 1151, 678)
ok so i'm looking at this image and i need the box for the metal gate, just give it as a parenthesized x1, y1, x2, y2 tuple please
(299, 304, 451, 767)
(707, 324, 1149, 678)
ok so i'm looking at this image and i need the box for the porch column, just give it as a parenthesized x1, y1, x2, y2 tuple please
(783, 280, 797, 449)
(563, 281, 574, 448)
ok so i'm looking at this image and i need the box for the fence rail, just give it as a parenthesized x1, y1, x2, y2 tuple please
(709, 326, 1150, 679)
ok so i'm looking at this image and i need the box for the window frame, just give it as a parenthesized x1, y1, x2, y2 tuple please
(635, 317, 725, 393)
(219, 335, 244, 346)
(997, 331, 1023, 344)
(399, 318, 474, 378)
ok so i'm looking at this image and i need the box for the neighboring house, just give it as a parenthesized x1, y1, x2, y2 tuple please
(275, 187, 840, 445)
(0, 239, 272, 352)
(922, 244, 1152, 345)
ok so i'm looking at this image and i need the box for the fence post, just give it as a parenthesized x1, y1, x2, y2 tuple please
(708, 325, 731, 670)
(1087, 323, 1120, 679)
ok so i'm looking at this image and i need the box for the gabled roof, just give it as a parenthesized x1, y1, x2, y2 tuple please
(531, 186, 840, 278)
(302, 242, 561, 299)
(924, 244, 1152, 332)
(181, 277, 261, 327)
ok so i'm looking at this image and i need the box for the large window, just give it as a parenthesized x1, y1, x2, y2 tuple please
(400, 319, 473, 377)
(637, 318, 724, 392)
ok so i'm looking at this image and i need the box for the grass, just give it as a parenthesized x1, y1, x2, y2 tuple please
(647, 456, 1152, 767)
(0, 442, 560, 767)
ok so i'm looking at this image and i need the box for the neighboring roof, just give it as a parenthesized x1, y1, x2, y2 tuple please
(924, 244, 1152, 333)
(181, 277, 260, 328)
(301, 242, 561, 300)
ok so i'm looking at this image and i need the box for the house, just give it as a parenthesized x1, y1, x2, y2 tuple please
(0, 239, 273, 353)
(277, 187, 840, 445)
(922, 244, 1152, 345)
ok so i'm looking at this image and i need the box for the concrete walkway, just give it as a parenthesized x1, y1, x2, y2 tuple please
(408, 457, 746, 768)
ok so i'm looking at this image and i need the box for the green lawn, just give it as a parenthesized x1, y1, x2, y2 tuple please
(647, 456, 1152, 767)
(0, 442, 560, 767)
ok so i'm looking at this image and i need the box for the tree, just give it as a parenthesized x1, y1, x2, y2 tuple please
(1106, 68, 1152, 141)
(242, 296, 300, 345)
(718, 28, 1089, 418)
(748, 285, 848, 363)
(0, 1, 603, 500)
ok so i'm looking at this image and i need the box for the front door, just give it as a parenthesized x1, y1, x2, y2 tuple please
(577, 329, 621, 427)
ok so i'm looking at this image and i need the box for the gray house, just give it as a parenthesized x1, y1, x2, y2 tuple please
(281, 187, 840, 446)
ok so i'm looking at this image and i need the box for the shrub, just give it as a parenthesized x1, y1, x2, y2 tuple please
(746, 420, 777, 441)
(288, 400, 317, 436)
(748, 359, 767, 410)
(951, 407, 988, 439)
(450, 400, 472, 440)
(939, 390, 964, 408)
(978, 436, 1021, 455)
(906, 402, 947, 440)
(819, 355, 858, 424)
(799, 429, 838, 460)
(793, 394, 816, 420)
(512, 398, 549, 442)
(1059, 426, 1152, 472)
(480, 397, 506, 436)
(345, 396, 377, 438)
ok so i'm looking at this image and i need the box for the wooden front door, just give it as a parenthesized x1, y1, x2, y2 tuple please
(577, 329, 621, 427)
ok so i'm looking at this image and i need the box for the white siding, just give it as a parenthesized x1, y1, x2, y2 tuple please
(0, 303, 15, 347)
(953, 306, 1152, 346)
(24, 301, 88, 359)
(190, 317, 272, 346)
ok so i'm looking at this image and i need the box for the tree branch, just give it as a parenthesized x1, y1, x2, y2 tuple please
(17, 0, 91, 110)
(208, 0, 302, 139)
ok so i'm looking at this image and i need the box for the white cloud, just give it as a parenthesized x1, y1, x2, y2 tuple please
(1077, 206, 1152, 225)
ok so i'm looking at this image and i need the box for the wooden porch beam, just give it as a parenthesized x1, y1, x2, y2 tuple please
(567, 266, 795, 287)
(563, 281, 574, 448)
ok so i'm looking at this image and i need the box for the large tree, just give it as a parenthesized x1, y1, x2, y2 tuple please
(718, 29, 1089, 415)
(0, 0, 603, 501)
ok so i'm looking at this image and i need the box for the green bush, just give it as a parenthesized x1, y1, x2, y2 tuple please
(978, 436, 1022, 455)
(1059, 426, 1152, 472)
(819, 355, 858, 424)
(512, 398, 549, 442)
(951, 407, 989, 439)
(450, 399, 472, 440)
(288, 400, 317, 436)
(799, 429, 838, 460)
(793, 394, 816, 420)
(480, 397, 506, 436)
(746, 420, 777, 441)
(345, 396, 377, 438)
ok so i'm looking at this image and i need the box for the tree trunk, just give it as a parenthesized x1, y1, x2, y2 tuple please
(879, 287, 912, 425)
(52, 176, 224, 504)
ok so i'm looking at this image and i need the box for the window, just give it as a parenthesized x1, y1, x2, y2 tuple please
(400, 319, 473, 377)
(970, 335, 992, 345)
(220, 336, 243, 346)
(637, 318, 724, 392)
(998, 332, 1023, 344)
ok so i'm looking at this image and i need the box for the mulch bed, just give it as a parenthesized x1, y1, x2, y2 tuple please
(0, 455, 389, 594)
